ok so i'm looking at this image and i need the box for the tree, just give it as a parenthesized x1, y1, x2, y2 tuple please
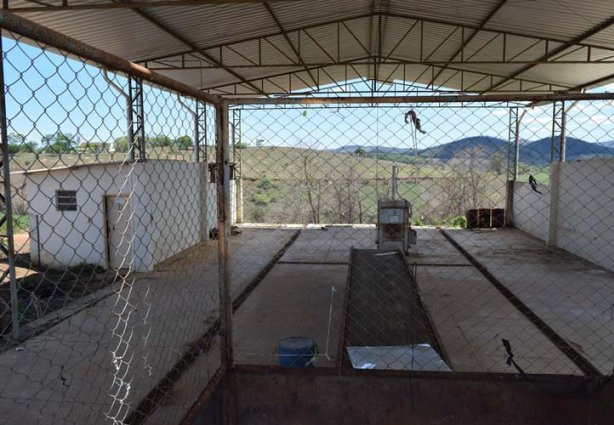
(18, 141, 37, 153)
(174, 135, 193, 150)
(488, 151, 506, 175)
(114, 136, 130, 153)
(354, 147, 367, 157)
(149, 135, 172, 147)
(302, 154, 327, 223)
(40, 131, 76, 153)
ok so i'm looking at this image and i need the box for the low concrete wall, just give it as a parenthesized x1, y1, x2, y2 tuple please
(232, 368, 614, 425)
(512, 181, 550, 242)
(557, 159, 614, 271)
(513, 158, 614, 272)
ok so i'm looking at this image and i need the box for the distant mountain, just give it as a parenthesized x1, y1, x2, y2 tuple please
(333, 145, 414, 155)
(521, 136, 614, 165)
(417, 136, 507, 160)
(333, 135, 614, 166)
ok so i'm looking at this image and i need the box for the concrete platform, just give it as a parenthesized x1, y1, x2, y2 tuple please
(0, 227, 295, 425)
(233, 263, 347, 367)
(446, 228, 614, 375)
(2, 225, 613, 424)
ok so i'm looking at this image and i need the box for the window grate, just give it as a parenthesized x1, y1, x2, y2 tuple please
(56, 190, 77, 211)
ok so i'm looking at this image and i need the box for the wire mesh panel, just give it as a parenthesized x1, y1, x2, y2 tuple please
(226, 97, 614, 383)
(0, 33, 221, 424)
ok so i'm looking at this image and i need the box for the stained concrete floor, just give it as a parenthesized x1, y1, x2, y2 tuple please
(0, 228, 295, 425)
(233, 226, 613, 377)
(2, 225, 614, 424)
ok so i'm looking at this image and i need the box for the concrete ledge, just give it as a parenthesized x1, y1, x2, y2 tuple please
(232, 366, 614, 425)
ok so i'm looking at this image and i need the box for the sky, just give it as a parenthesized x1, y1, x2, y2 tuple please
(3, 35, 614, 152)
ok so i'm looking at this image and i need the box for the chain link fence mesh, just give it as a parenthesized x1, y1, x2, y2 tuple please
(229, 98, 614, 381)
(2, 26, 614, 425)
(0, 33, 222, 424)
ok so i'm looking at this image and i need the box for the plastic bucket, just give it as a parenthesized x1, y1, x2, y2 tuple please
(277, 337, 317, 368)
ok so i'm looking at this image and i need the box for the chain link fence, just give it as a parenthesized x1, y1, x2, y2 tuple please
(2, 22, 614, 425)
(228, 98, 614, 382)
(0, 33, 222, 424)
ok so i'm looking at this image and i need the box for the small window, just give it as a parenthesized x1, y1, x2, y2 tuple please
(56, 190, 77, 211)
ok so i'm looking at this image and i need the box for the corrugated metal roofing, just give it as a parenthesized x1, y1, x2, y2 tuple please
(7, 0, 614, 95)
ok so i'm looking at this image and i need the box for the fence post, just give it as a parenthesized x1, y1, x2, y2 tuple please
(216, 99, 235, 423)
(546, 101, 567, 246)
(505, 107, 519, 226)
(0, 36, 20, 340)
(197, 101, 209, 241)
(231, 109, 243, 224)
(128, 76, 147, 162)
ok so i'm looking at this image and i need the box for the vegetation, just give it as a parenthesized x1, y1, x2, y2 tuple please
(0, 214, 29, 234)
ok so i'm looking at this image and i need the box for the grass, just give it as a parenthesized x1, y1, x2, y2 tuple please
(0, 214, 29, 234)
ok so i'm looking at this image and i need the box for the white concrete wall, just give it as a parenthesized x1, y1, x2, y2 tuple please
(556, 159, 614, 271)
(26, 163, 142, 270)
(133, 160, 203, 267)
(25, 160, 232, 272)
(513, 158, 614, 271)
(512, 181, 550, 242)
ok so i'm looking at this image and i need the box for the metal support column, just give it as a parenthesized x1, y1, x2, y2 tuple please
(505, 107, 519, 226)
(0, 36, 20, 340)
(216, 100, 235, 424)
(196, 101, 209, 241)
(548, 101, 566, 247)
(231, 108, 243, 224)
(128, 76, 147, 162)
(550, 101, 566, 162)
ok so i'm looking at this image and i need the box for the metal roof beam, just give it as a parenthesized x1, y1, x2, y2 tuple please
(137, 12, 614, 66)
(118, 0, 266, 94)
(427, 0, 507, 87)
(6, 0, 299, 13)
(145, 56, 614, 70)
(485, 15, 614, 92)
(263, 1, 318, 89)
(200, 58, 573, 94)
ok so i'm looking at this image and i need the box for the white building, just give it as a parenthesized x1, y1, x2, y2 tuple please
(24, 160, 235, 272)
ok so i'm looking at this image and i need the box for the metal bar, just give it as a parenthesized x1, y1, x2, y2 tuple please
(125, 5, 265, 95)
(263, 2, 318, 88)
(216, 100, 235, 424)
(486, 15, 614, 91)
(337, 247, 354, 370)
(144, 56, 614, 71)
(560, 102, 567, 163)
(128, 77, 147, 161)
(6, 0, 301, 11)
(428, 0, 507, 86)
(138, 11, 614, 66)
(0, 35, 19, 341)
(505, 106, 519, 226)
(0, 10, 219, 104)
(203, 58, 573, 94)
(439, 229, 602, 377)
(227, 92, 614, 106)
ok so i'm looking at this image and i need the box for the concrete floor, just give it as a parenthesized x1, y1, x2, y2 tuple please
(2, 225, 614, 424)
(0, 228, 295, 425)
(233, 226, 613, 377)
(446, 228, 614, 375)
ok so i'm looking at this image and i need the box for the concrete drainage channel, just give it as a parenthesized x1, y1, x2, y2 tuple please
(125, 229, 302, 425)
(438, 228, 602, 378)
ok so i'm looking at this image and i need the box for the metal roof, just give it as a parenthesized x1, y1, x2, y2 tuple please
(4, 0, 614, 96)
